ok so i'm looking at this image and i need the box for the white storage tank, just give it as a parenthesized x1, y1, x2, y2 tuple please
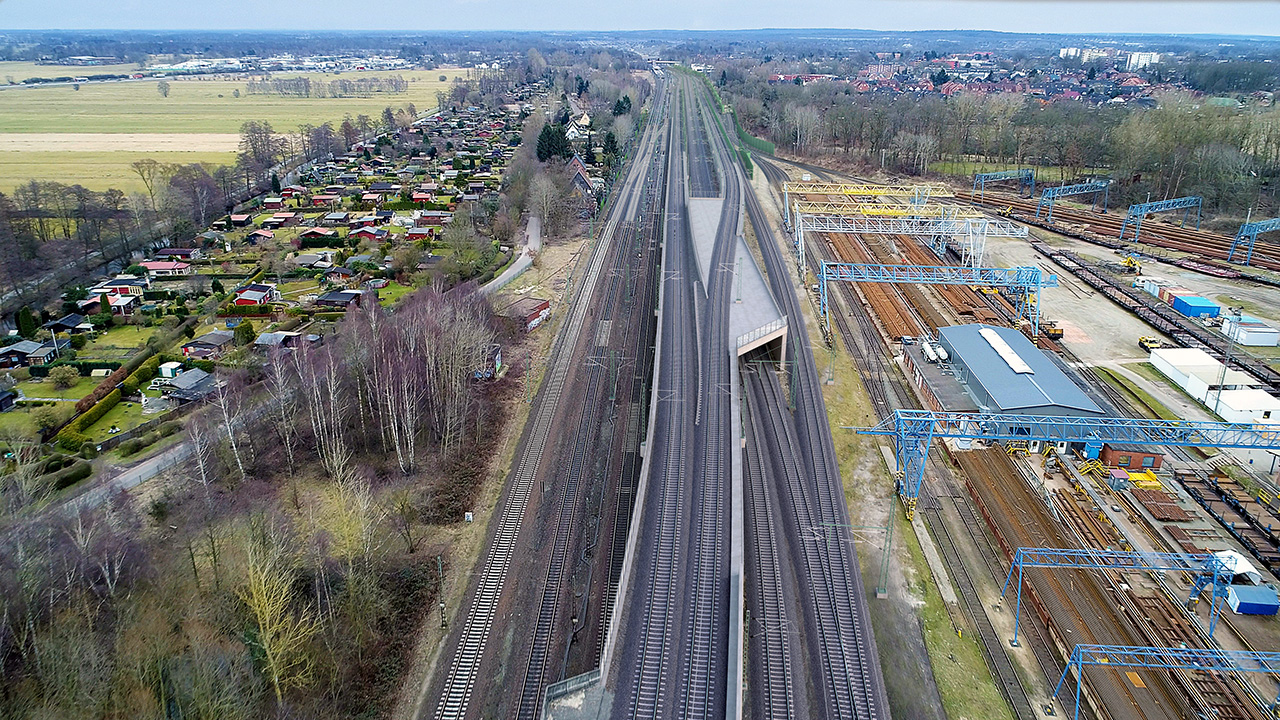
(933, 343, 949, 362)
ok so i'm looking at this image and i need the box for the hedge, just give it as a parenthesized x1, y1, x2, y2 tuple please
(118, 420, 183, 457)
(120, 355, 162, 396)
(58, 388, 121, 450)
(75, 366, 130, 414)
(28, 360, 122, 378)
(51, 461, 93, 490)
(221, 304, 272, 316)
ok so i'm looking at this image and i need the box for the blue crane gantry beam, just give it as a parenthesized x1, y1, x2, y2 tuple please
(1000, 547, 1234, 646)
(1054, 644, 1280, 720)
(818, 261, 1058, 336)
(1118, 196, 1203, 242)
(1229, 216, 1280, 266)
(855, 409, 1280, 518)
(1036, 181, 1111, 222)
(973, 168, 1035, 201)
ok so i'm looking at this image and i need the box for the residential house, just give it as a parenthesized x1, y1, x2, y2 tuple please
(322, 212, 350, 226)
(280, 185, 307, 199)
(311, 194, 341, 206)
(140, 260, 192, 276)
(262, 212, 300, 229)
(93, 276, 149, 296)
(247, 228, 275, 243)
(299, 227, 337, 241)
(263, 197, 285, 210)
(253, 331, 302, 350)
(2, 339, 72, 367)
(233, 283, 280, 306)
(292, 252, 333, 269)
(107, 294, 138, 316)
(181, 329, 235, 359)
(42, 313, 89, 335)
(0, 390, 15, 413)
(325, 267, 356, 284)
(163, 368, 217, 402)
(567, 154, 593, 197)
(155, 248, 203, 260)
(230, 214, 253, 227)
(350, 227, 389, 242)
(361, 192, 383, 204)
(0, 341, 41, 368)
(314, 289, 365, 309)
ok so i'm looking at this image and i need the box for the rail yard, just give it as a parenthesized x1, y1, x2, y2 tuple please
(429, 64, 1280, 720)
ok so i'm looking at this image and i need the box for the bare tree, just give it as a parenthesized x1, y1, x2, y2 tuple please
(239, 517, 319, 708)
(293, 344, 352, 482)
(209, 375, 248, 486)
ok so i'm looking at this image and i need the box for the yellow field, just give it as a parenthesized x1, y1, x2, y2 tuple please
(0, 67, 467, 193)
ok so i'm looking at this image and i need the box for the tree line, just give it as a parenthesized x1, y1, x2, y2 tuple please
(721, 65, 1280, 216)
(245, 75, 409, 98)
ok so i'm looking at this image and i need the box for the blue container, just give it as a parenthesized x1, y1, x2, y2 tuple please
(1083, 441, 1102, 460)
(1171, 295, 1221, 318)
(1228, 585, 1280, 615)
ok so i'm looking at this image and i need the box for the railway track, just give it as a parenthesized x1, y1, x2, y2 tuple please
(972, 190, 1280, 273)
(430, 74, 670, 720)
(626, 91, 691, 720)
(747, 155, 889, 720)
(742, 365, 798, 720)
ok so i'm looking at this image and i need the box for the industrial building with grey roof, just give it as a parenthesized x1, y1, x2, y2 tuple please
(936, 323, 1104, 417)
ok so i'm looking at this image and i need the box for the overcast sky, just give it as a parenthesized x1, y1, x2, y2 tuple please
(1, 0, 1278, 37)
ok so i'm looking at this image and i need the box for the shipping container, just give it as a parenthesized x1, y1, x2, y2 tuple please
(1171, 295, 1221, 318)
(1227, 585, 1280, 615)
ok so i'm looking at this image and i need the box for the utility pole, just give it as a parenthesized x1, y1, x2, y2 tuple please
(1213, 307, 1243, 417)
(437, 555, 447, 629)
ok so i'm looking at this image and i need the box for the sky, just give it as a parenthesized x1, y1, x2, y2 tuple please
(1, 0, 1279, 37)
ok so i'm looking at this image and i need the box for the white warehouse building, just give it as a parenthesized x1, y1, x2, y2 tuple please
(1149, 348, 1262, 404)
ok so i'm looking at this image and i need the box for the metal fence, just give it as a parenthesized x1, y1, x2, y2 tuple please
(736, 316, 787, 350)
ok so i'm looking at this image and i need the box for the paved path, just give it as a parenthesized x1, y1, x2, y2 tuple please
(482, 215, 541, 295)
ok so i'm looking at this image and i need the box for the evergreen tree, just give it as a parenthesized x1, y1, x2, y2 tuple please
(603, 131, 619, 159)
(16, 307, 36, 339)
(234, 319, 256, 346)
(537, 124, 572, 162)
(537, 124, 555, 161)
(270, 172, 281, 193)
(212, 278, 225, 295)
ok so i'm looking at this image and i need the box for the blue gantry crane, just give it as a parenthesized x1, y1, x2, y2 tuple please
(1054, 644, 1280, 720)
(1036, 181, 1111, 222)
(1000, 547, 1234, 647)
(972, 169, 1035, 201)
(1229, 216, 1280, 266)
(817, 261, 1057, 336)
(856, 409, 1280, 518)
(1118, 196, 1203, 242)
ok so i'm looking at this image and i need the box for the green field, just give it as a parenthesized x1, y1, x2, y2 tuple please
(0, 70, 458, 134)
(0, 150, 236, 194)
(0, 68, 462, 193)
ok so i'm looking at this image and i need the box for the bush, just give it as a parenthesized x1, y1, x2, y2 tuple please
(51, 461, 92, 490)
(48, 365, 80, 390)
(69, 334, 87, 350)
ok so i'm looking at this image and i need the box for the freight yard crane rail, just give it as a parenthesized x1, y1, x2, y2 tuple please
(855, 409, 1280, 518)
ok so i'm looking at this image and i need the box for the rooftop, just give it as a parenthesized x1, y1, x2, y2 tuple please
(939, 323, 1103, 415)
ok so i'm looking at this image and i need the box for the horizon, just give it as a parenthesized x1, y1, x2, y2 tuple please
(2, 0, 1279, 37)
